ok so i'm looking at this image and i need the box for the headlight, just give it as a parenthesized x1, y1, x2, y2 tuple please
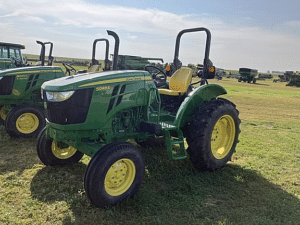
(0, 76, 3, 80)
(46, 91, 75, 102)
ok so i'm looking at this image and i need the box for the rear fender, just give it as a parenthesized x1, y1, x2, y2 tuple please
(173, 84, 227, 127)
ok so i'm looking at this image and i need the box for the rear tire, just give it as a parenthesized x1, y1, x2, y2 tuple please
(5, 104, 45, 138)
(36, 127, 84, 166)
(84, 142, 145, 208)
(185, 98, 240, 171)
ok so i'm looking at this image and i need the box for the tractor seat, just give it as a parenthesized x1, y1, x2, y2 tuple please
(158, 67, 193, 96)
(87, 65, 101, 73)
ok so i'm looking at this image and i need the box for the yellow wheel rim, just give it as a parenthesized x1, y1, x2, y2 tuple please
(104, 158, 136, 196)
(211, 115, 236, 159)
(16, 113, 39, 134)
(0, 106, 8, 121)
(51, 141, 77, 159)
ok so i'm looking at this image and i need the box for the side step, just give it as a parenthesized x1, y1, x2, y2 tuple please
(163, 126, 187, 160)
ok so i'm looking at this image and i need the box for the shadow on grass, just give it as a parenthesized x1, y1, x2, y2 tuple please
(253, 82, 269, 86)
(0, 125, 40, 175)
(30, 146, 300, 225)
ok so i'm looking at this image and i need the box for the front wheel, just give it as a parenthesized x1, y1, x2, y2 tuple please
(36, 127, 84, 166)
(4, 104, 45, 138)
(84, 142, 145, 208)
(185, 98, 240, 171)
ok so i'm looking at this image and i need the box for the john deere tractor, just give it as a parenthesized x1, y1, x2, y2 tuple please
(113, 54, 164, 70)
(0, 41, 62, 137)
(62, 30, 120, 75)
(0, 31, 120, 138)
(0, 40, 54, 70)
(37, 27, 240, 208)
(0, 42, 26, 70)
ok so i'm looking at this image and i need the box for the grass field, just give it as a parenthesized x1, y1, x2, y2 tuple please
(1, 77, 300, 224)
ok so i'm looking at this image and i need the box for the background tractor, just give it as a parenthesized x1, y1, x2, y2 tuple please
(0, 41, 62, 137)
(0, 42, 25, 70)
(113, 54, 164, 70)
(286, 72, 300, 87)
(37, 27, 240, 208)
(0, 31, 120, 138)
(238, 68, 258, 83)
(62, 30, 120, 75)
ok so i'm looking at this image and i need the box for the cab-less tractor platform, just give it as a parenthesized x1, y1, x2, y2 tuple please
(37, 27, 240, 208)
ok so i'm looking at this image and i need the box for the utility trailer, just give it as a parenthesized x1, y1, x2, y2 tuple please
(238, 68, 258, 83)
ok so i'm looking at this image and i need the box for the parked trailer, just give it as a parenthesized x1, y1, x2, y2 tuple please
(238, 68, 258, 83)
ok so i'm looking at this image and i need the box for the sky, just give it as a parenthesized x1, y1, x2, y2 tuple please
(0, 0, 299, 72)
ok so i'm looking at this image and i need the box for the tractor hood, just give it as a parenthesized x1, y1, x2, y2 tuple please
(42, 70, 152, 92)
(0, 66, 63, 77)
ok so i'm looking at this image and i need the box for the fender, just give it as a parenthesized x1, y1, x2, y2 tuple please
(173, 84, 227, 127)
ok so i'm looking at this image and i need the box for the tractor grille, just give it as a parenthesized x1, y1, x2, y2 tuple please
(0, 76, 15, 95)
(44, 88, 94, 125)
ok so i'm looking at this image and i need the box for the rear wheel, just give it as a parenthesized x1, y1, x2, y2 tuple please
(4, 104, 45, 138)
(36, 127, 84, 166)
(0, 105, 8, 125)
(185, 98, 240, 171)
(84, 142, 145, 208)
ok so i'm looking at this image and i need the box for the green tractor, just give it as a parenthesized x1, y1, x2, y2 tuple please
(0, 41, 61, 137)
(62, 30, 120, 75)
(286, 72, 300, 87)
(0, 42, 26, 70)
(0, 31, 120, 138)
(37, 27, 240, 208)
(238, 68, 258, 83)
(114, 54, 164, 70)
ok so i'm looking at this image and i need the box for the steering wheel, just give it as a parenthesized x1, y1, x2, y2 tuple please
(144, 65, 167, 87)
(62, 62, 77, 75)
(14, 59, 23, 67)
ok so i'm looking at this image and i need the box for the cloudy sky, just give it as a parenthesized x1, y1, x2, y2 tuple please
(1, 0, 299, 72)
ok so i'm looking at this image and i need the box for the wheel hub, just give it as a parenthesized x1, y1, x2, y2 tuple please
(105, 159, 136, 196)
(16, 113, 39, 134)
(0, 106, 8, 121)
(211, 115, 235, 159)
(51, 141, 77, 159)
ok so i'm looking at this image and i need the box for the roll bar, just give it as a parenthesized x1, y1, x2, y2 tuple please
(92, 38, 110, 70)
(173, 27, 213, 79)
(36, 41, 54, 66)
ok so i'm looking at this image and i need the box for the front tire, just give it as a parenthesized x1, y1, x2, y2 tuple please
(185, 98, 240, 171)
(84, 142, 145, 208)
(36, 127, 84, 166)
(4, 104, 45, 138)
